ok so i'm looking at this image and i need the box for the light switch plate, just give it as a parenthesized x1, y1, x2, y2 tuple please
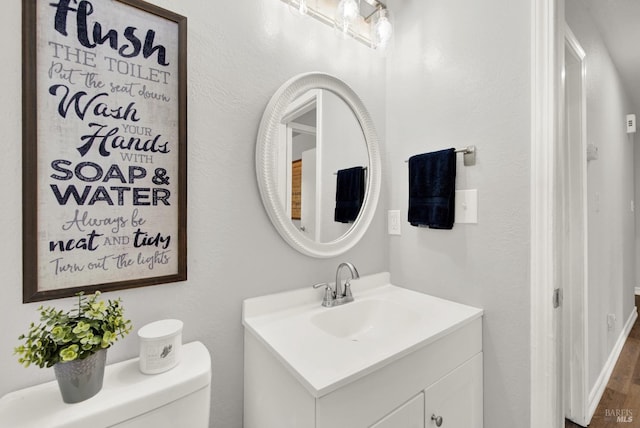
(388, 210, 401, 235)
(455, 189, 478, 224)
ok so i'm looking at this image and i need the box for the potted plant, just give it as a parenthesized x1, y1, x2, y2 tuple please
(14, 291, 132, 403)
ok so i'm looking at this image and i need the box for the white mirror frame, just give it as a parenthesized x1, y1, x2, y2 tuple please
(256, 72, 381, 258)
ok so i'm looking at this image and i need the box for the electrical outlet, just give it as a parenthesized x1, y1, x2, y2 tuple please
(388, 210, 401, 235)
(627, 114, 636, 133)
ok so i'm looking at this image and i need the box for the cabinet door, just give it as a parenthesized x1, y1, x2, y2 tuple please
(424, 353, 483, 428)
(370, 392, 425, 428)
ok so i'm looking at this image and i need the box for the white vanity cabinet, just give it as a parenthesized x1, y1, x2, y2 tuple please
(370, 393, 424, 428)
(242, 274, 484, 428)
(368, 353, 483, 428)
(244, 316, 483, 428)
(424, 353, 483, 428)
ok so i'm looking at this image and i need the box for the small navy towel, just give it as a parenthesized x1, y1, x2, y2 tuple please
(408, 148, 456, 229)
(334, 166, 365, 223)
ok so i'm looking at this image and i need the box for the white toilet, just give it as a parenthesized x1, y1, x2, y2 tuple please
(0, 341, 211, 428)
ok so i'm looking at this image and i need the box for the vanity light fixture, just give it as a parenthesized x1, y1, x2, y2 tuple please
(280, 0, 393, 49)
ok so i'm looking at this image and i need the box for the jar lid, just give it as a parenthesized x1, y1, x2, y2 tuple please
(137, 319, 183, 341)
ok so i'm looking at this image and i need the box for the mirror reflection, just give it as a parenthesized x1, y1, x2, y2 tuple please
(275, 89, 368, 243)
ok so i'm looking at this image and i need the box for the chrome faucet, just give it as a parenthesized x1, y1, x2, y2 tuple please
(312, 262, 360, 307)
(335, 262, 359, 303)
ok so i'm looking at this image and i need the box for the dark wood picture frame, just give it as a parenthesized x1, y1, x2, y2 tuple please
(22, 0, 187, 302)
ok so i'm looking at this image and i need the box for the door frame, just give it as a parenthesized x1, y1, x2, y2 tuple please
(278, 90, 322, 226)
(530, 0, 565, 427)
(561, 24, 589, 427)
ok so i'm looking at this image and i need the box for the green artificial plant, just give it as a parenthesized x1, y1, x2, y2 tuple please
(15, 291, 132, 368)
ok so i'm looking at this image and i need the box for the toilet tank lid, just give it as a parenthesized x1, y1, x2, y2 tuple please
(0, 341, 211, 428)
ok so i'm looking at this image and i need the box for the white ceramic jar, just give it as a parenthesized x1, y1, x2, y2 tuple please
(137, 319, 183, 374)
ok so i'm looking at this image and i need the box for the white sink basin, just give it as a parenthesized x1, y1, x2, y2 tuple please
(242, 272, 482, 397)
(310, 298, 420, 341)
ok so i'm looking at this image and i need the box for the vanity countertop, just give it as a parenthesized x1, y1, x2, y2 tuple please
(242, 272, 483, 397)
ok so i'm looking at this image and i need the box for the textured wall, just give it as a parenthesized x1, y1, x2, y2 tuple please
(8, 1, 632, 427)
(566, 0, 637, 397)
(0, 1, 387, 427)
(384, 0, 532, 426)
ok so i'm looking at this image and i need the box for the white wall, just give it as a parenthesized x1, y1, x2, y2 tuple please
(384, 0, 532, 426)
(565, 0, 637, 397)
(0, 2, 388, 427)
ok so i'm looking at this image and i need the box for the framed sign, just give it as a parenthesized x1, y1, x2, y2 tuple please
(22, 0, 187, 302)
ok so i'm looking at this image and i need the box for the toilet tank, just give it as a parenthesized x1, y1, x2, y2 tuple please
(0, 341, 211, 428)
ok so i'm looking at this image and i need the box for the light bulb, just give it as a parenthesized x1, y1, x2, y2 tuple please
(289, 0, 309, 15)
(372, 9, 392, 49)
(335, 0, 360, 36)
(297, 0, 308, 15)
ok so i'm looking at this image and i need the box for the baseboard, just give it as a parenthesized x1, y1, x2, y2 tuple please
(587, 306, 638, 423)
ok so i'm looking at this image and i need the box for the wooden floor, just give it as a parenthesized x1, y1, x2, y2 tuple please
(566, 295, 640, 427)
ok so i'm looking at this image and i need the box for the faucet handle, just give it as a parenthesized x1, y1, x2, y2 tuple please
(312, 282, 330, 289)
(344, 280, 353, 297)
(342, 280, 354, 303)
(312, 282, 335, 307)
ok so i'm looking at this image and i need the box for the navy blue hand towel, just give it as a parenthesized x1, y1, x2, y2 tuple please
(334, 166, 365, 223)
(408, 148, 456, 229)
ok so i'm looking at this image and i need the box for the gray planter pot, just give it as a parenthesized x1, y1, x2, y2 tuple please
(53, 348, 107, 403)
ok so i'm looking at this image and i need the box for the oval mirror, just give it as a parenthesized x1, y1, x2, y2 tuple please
(256, 72, 381, 258)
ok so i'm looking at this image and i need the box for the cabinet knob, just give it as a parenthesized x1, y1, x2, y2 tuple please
(431, 414, 443, 427)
